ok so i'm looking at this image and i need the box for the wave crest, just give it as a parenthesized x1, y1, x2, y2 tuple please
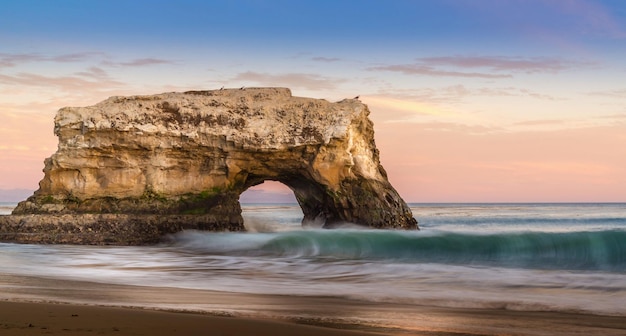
(168, 229, 626, 272)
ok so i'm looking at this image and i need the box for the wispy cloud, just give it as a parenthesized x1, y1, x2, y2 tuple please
(599, 113, 626, 119)
(416, 56, 585, 73)
(588, 89, 626, 98)
(370, 55, 589, 78)
(477, 87, 558, 100)
(508, 116, 625, 132)
(369, 64, 511, 79)
(369, 86, 472, 108)
(364, 95, 450, 117)
(373, 85, 558, 108)
(0, 52, 174, 69)
(512, 119, 565, 127)
(74, 66, 109, 79)
(232, 71, 345, 90)
(414, 121, 501, 134)
(503, 160, 615, 176)
(596, 114, 626, 126)
(0, 53, 43, 67)
(49, 52, 107, 63)
(102, 58, 175, 67)
(311, 56, 341, 63)
(0, 52, 106, 68)
(0, 67, 124, 92)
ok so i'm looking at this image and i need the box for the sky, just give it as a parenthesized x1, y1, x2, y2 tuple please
(1, 0, 625, 203)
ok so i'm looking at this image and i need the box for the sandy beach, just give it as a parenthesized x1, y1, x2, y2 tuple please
(2, 274, 625, 336)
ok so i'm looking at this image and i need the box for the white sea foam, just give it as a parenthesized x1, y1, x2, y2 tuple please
(0, 203, 16, 215)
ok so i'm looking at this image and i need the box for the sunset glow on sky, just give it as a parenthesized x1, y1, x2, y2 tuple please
(1, 0, 625, 202)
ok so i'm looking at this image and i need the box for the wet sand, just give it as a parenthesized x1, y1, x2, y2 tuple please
(0, 301, 386, 336)
(2, 274, 626, 335)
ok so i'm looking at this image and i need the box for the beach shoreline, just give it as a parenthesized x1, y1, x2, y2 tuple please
(2, 273, 626, 336)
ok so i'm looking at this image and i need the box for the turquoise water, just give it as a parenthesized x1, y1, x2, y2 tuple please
(1, 203, 625, 316)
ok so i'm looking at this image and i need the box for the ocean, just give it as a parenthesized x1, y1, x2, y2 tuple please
(1, 203, 625, 329)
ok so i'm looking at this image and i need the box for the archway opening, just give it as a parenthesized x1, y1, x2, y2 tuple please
(239, 181, 304, 232)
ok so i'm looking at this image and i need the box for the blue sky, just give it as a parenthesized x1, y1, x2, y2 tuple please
(1, 0, 626, 202)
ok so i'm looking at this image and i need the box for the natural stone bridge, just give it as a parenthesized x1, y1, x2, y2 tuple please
(0, 88, 417, 245)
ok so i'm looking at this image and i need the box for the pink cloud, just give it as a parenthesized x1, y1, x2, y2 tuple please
(311, 57, 341, 63)
(477, 87, 558, 100)
(369, 64, 512, 79)
(0, 53, 42, 68)
(589, 89, 626, 98)
(49, 52, 108, 63)
(0, 52, 175, 70)
(0, 68, 125, 92)
(405, 121, 500, 134)
(369, 56, 590, 79)
(416, 56, 585, 73)
(102, 58, 175, 67)
(372, 86, 558, 107)
(0, 52, 106, 68)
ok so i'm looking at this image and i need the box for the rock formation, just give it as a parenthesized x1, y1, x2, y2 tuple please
(3, 88, 417, 244)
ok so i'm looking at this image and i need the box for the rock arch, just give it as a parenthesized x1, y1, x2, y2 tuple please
(9, 88, 417, 242)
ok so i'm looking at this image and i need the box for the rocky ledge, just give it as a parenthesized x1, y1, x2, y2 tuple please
(1, 87, 417, 245)
(0, 214, 242, 245)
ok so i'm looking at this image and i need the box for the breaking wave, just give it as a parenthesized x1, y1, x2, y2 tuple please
(169, 229, 626, 272)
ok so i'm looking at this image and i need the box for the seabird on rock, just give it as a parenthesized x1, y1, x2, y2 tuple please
(240, 86, 245, 90)
(220, 86, 224, 90)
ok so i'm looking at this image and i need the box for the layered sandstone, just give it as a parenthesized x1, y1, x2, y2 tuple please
(4, 88, 417, 244)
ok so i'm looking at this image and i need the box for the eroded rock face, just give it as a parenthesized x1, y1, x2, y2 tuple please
(13, 88, 417, 231)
